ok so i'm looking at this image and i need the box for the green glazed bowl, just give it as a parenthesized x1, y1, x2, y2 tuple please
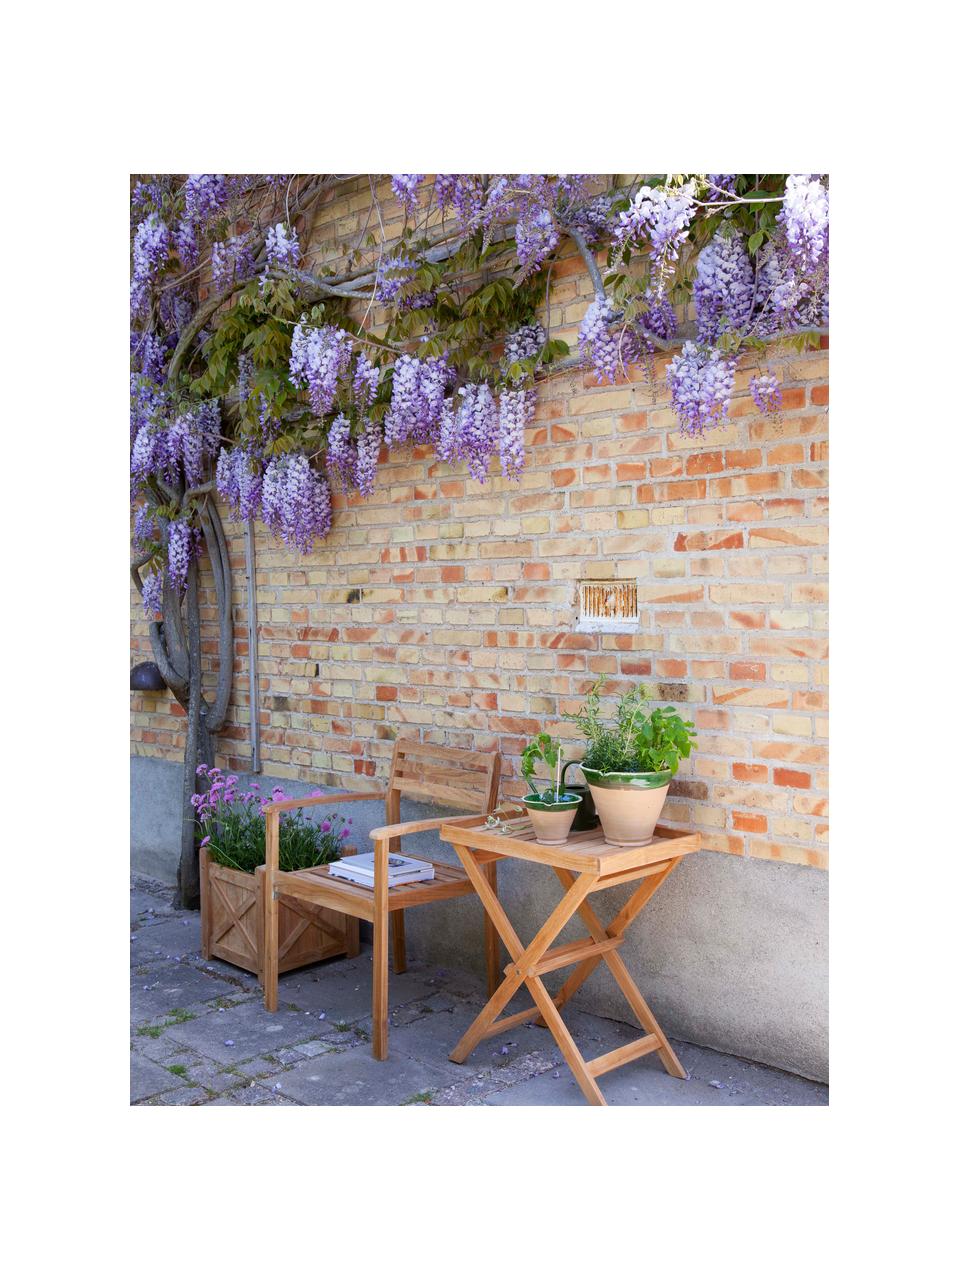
(579, 767, 672, 791)
(522, 791, 582, 812)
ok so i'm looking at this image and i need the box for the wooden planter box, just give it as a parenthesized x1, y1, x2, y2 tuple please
(200, 846, 360, 978)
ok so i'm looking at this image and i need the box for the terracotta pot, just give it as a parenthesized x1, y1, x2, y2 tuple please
(579, 768, 672, 847)
(523, 792, 582, 845)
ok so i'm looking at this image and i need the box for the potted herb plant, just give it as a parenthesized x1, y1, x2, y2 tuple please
(565, 678, 697, 847)
(520, 733, 582, 845)
(192, 767, 359, 975)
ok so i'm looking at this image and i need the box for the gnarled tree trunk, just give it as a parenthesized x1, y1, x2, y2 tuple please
(133, 497, 234, 908)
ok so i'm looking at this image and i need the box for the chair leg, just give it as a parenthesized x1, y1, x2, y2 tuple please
(372, 847, 389, 1060)
(483, 861, 500, 997)
(391, 909, 407, 973)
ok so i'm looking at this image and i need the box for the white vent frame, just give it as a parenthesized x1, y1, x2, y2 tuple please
(576, 578, 640, 634)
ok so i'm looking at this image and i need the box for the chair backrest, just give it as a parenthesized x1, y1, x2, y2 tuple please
(384, 740, 501, 842)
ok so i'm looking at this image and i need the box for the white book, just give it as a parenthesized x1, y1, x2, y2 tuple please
(327, 852, 435, 887)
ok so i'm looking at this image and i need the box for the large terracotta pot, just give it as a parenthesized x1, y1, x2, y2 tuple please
(523, 792, 582, 845)
(579, 768, 672, 847)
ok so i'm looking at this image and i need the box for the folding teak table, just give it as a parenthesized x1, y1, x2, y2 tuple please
(439, 817, 701, 1106)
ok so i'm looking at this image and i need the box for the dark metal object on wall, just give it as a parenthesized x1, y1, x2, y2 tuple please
(130, 661, 167, 692)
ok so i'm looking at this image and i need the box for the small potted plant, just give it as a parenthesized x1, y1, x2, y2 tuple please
(565, 678, 697, 847)
(520, 733, 582, 845)
(193, 767, 359, 975)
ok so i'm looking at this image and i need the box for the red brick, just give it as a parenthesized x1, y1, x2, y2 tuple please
(733, 763, 768, 783)
(811, 385, 828, 405)
(773, 768, 811, 789)
(729, 662, 765, 680)
(733, 812, 767, 833)
(685, 451, 724, 475)
(375, 686, 398, 701)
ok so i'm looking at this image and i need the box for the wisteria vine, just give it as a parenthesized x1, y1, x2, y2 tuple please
(131, 172, 828, 615)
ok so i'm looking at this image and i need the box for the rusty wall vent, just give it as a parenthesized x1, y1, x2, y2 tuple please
(577, 579, 640, 633)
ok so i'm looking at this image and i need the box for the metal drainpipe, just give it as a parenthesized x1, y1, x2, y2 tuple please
(244, 518, 262, 773)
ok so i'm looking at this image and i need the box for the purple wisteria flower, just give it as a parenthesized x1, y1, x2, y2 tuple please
(141, 570, 163, 616)
(376, 254, 436, 311)
(184, 174, 227, 223)
(391, 174, 424, 217)
(614, 183, 695, 298)
(504, 323, 545, 371)
(666, 342, 737, 436)
(354, 419, 382, 496)
(130, 214, 170, 318)
(694, 229, 755, 342)
(326, 414, 357, 494)
(174, 218, 199, 267)
(216, 445, 263, 520)
(579, 297, 619, 384)
(261, 453, 332, 552)
(264, 223, 301, 272)
(384, 354, 452, 446)
(750, 371, 783, 415)
(166, 519, 196, 593)
(133, 503, 158, 551)
(352, 352, 380, 409)
(706, 174, 737, 200)
(289, 323, 354, 416)
(434, 174, 484, 226)
(778, 174, 829, 273)
(437, 384, 498, 482)
(498, 387, 534, 479)
(212, 235, 255, 292)
(168, 400, 221, 488)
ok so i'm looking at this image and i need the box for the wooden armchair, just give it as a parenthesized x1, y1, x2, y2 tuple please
(262, 739, 502, 1059)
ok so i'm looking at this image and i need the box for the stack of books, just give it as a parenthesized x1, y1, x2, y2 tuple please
(327, 852, 435, 888)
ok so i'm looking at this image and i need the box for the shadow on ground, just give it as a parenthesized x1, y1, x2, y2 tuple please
(130, 875, 828, 1107)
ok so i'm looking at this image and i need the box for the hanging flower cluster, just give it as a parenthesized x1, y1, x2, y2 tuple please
(130, 214, 170, 318)
(216, 445, 263, 521)
(693, 229, 755, 342)
(779, 174, 829, 272)
(212, 235, 255, 293)
(376, 254, 436, 310)
(614, 184, 695, 297)
(261, 453, 332, 552)
(579, 297, 620, 384)
(666, 342, 737, 436)
(750, 372, 782, 415)
(384, 354, 452, 445)
(289, 323, 354, 415)
(391, 174, 424, 217)
(166, 519, 199, 593)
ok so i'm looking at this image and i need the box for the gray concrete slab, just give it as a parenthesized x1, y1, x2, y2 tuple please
(131, 1053, 183, 1103)
(275, 955, 440, 1024)
(131, 963, 238, 1025)
(130, 915, 202, 965)
(160, 999, 317, 1065)
(275, 1045, 462, 1106)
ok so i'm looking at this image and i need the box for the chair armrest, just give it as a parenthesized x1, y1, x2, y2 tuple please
(368, 813, 483, 843)
(264, 789, 387, 815)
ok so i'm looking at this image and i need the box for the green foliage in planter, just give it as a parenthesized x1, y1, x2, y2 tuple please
(564, 677, 697, 776)
(192, 768, 352, 874)
(520, 732, 567, 804)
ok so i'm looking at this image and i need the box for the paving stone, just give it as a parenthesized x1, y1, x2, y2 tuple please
(202, 1085, 299, 1106)
(161, 1001, 316, 1064)
(131, 1054, 182, 1103)
(131, 963, 238, 1025)
(294, 1039, 340, 1059)
(482, 1044, 828, 1107)
(275, 1045, 461, 1106)
(131, 916, 203, 965)
(372, 1003, 558, 1075)
(275, 958, 437, 1023)
(155, 1084, 209, 1105)
(187, 957, 260, 992)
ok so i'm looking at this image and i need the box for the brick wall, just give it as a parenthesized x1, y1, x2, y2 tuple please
(131, 177, 828, 872)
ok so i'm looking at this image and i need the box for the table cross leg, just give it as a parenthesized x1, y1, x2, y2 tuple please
(449, 846, 602, 1102)
(547, 864, 687, 1080)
